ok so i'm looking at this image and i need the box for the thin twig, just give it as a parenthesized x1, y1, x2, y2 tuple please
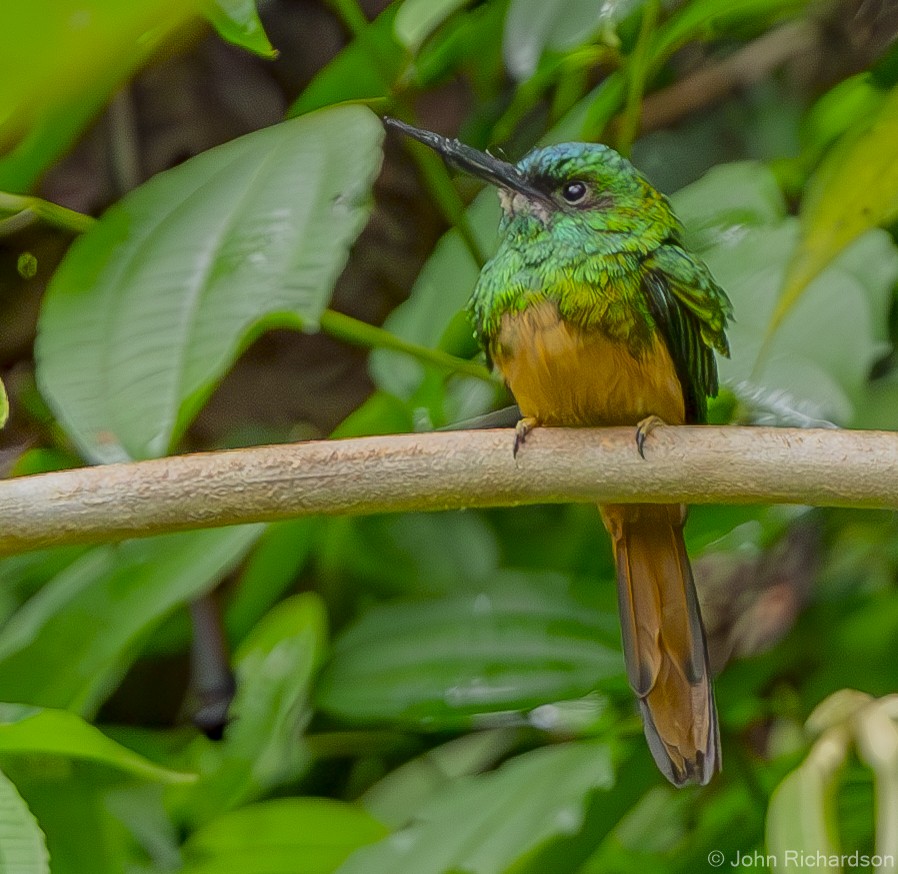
(318, 310, 492, 381)
(0, 192, 96, 236)
(1, 426, 897, 556)
(636, 19, 820, 134)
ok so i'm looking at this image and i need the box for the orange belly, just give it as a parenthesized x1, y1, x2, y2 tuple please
(492, 300, 685, 426)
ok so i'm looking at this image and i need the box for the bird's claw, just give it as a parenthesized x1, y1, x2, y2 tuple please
(635, 415, 665, 459)
(513, 417, 538, 458)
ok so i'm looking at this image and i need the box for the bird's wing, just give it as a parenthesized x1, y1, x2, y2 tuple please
(641, 244, 732, 424)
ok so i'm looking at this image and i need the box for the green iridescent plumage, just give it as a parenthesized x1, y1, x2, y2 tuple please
(468, 141, 732, 422)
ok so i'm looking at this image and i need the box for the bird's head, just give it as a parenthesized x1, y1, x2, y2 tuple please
(383, 118, 677, 248)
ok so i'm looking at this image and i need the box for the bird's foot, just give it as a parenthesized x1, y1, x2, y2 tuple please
(635, 415, 666, 459)
(513, 417, 539, 458)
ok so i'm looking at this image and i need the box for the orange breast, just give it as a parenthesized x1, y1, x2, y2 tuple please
(492, 300, 686, 426)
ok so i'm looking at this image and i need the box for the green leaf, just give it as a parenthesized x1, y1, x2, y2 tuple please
(316, 573, 622, 728)
(672, 161, 788, 243)
(410, 0, 509, 90)
(176, 593, 328, 826)
(330, 392, 414, 439)
(368, 191, 499, 399)
(206, 0, 277, 58)
(671, 161, 898, 426)
(0, 526, 261, 715)
(0, 705, 194, 784)
(0, 378, 7, 430)
(36, 106, 384, 462)
(362, 729, 521, 828)
(773, 83, 898, 332)
(8, 765, 135, 874)
(801, 73, 886, 157)
(0, 767, 48, 874)
(503, 0, 633, 81)
(224, 518, 318, 646)
(317, 511, 501, 597)
(337, 741, 614, 874)
(182, 798, 387, 874)
(766, 729, 848, 871)
(289, 7, 406, 117)
(0, 0, 202, 192)
(6, 448, 80, 479)
(394, 0, 470, 52)
(104, 784, 181, 871)
(0, 546, 90, 621)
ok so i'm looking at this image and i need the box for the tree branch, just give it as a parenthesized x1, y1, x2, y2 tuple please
(1, 426, 897, 556)
(637, 20, 821, 134)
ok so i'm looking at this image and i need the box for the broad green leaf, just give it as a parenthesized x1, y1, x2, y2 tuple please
(317, 511, 501, 597)
(0, 705, 194, 783)
(773, 84, 898, 332)
(615, 784, 697, 855)
(0, 378, 7, 430)
(671, 161, 788, 240)
(855, 373, 898, 430)
(766, 729, 848, 872)
(182, 798, 387, 874)
(224, 518, 318, 645)
(671, 161, 898, 426)
(175, 593, 327, 826)
(503, 0, 635, 81)
(0, 526, 261, 715)
(801, 73, 886, 157)
(582, 770, 767, 873)
(36, 106, 384, 463)
(207, 0, 277, 59)
(368, 192, 499, 399)
(289, 8, 406, 117)
(0, 546, 90, 628)
(329, 391, 414, 438)
(7, 448, 80, 479)
(394, 0, 470, 52)
(362, 729, 520, 828)
(0, 0, 202, 192)
(104, 784, 181, 871)
(0, 768, 48, 874)
(8, 765, 135, 874)
(555, 750, 676, 874)
(316, 573, 622, 727)
(337, 741, 614, 874)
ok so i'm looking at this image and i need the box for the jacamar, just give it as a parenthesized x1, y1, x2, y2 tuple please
(384, 118, 732, 786)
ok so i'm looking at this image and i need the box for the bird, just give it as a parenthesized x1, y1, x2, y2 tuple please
(383, 117, 732, 786)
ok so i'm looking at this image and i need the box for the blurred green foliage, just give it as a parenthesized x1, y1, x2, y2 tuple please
(2, 0, 898, 872)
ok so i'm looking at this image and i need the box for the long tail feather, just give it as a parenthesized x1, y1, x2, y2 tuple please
(601, 503, 720, 786)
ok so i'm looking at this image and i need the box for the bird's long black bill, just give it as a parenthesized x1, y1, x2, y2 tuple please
(383, 117, 545, 201)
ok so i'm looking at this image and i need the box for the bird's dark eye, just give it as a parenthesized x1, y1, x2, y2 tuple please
(561, 180, 588, 204)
